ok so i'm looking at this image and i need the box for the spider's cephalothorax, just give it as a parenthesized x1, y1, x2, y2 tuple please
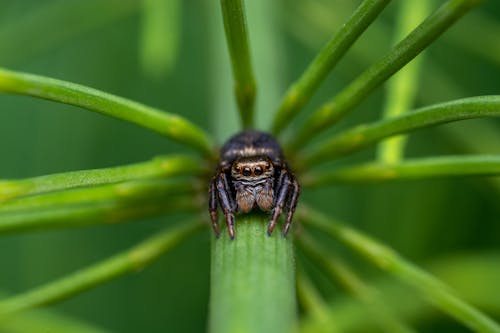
(209, 130, 300, 239)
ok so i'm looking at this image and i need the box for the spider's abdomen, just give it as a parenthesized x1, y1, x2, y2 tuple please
(220, 130, 283, 165)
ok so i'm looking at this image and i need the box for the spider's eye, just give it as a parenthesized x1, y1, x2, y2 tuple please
(254, 166, 263, 176)
(265, 162, 271, 169)
(242, 167, 252, 176)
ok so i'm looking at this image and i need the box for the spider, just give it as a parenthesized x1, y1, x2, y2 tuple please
(209, 130, 300, 239)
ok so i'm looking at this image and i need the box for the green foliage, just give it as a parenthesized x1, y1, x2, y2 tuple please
(0, 0, 499, 332)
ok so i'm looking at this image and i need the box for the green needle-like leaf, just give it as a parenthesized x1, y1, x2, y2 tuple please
(0, 155, 205, 202)
(0, 300, 110, 333)
(377, 0, 430, 164)
(209, 213, 296, 333)
(300, 207, 500, 333)
(297, 232, 417, 333)
(303, 155, 500, 187)
(140, 0, 180, 78)
(0, 180, 197, 234)
(272, 0, 391, 135)
(296, 271, 333, 329)
(0, 68, 215, 157)
(301, 96, 500, 167)
(0, 220, 203, 317)
(220, 0, 256, 129)
(0, 155, 206, 201)
(288, 0, 481, 150)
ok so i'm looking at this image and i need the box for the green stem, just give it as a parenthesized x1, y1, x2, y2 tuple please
(297, 232, 417, 333)
(0, 68, 215, 157)
(377, 0, 430, 164)
(0, 220, 203, 318)
(209, 213, 296, 333)
(220, 0, 256, 129)
(271, 0, 391, 135)
(300, 96, 500, 168)
(303, 155, 500, 187)
(0, 180, 197, 234)
(300, 207, 500, 333)
(0, 155, 205, 202)
(287, 0, 481, 150)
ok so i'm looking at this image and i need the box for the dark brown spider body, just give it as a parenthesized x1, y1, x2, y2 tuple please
(209, 130, 300, 239)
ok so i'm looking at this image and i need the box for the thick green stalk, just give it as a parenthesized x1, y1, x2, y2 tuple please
(220, 0, 256, 129)
(377, 0, 430, 163)
(0, 155, 204, 202)
(271, 0, 391, 135)
(0, 220, 203, 318)
(300, 96, 500, 167)
(0, 180, 197, 234)
(297, 233, 416, 333)
(0, 68, 215, 157)
(209, 213, 296, 333)
(302, 155, 500, 187)
(287, 0, 481, 150)
(300, 207, 500, 333)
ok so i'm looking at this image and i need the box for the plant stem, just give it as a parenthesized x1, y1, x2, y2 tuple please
(297, 232, 417, 333)
(287, 0, 481, 150)
(303, 155, 500, 187)
(0, 68, 215, 157)
(300, 207, 500, 333)
(272, 0, 390, 135)
(377, 0, 430, 164)
(300, 96, 500, 167)
(0, 220, 203, 318)
(0, 155, 205, 202)
(0, 180, 197, 234)
(220, 0, 256, 129)
(209, 213, 296, 333)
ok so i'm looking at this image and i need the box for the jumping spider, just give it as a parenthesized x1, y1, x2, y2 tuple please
(209, 130, 300, 239)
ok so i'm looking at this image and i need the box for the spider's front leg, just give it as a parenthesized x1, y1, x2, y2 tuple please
(208, 179, 220, 237)
(215, 169, 237, 239)
(268, 167, 290, 236)
(268, 165, 300, 236)
(283, 175, 300, 236)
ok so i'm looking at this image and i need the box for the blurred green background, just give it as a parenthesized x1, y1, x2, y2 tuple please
(0, 0, 499, 332)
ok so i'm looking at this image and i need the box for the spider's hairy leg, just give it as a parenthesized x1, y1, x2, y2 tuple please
(283, 176, 300, 236)
(209, 179, 221, 237)
(268, 168, 291, 236)
(216, 171, 236, 239)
